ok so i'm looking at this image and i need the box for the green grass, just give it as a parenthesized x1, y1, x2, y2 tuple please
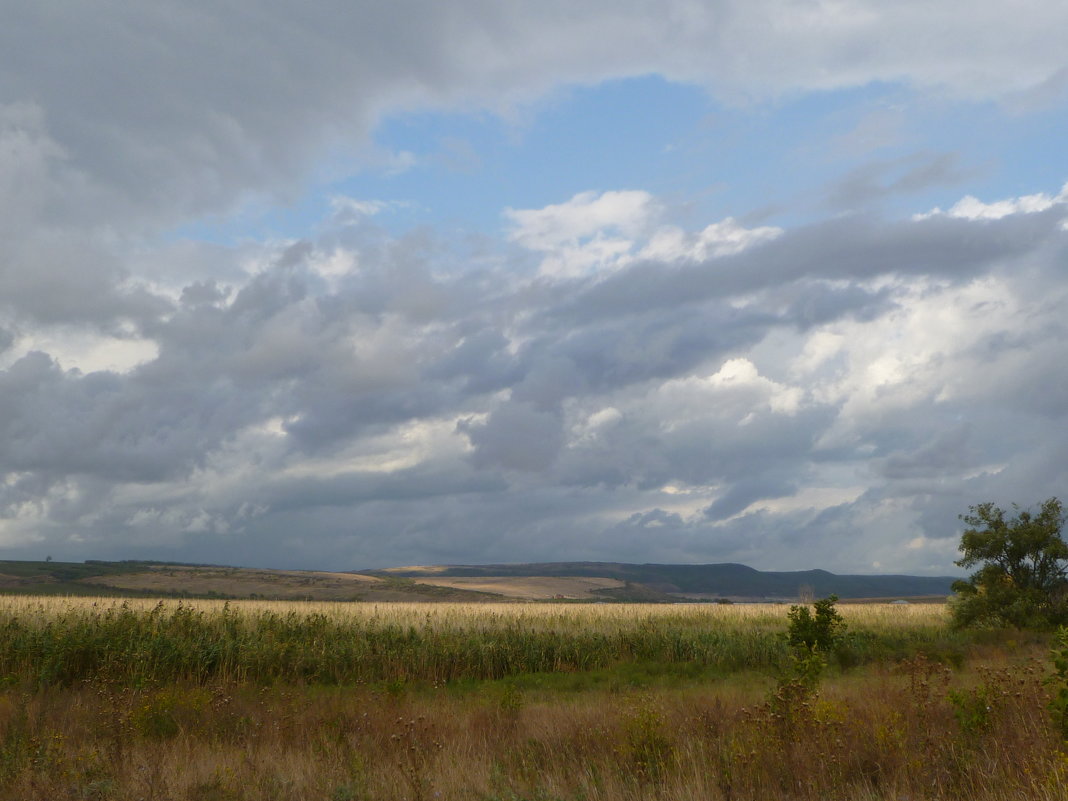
(0, 599, 997, 689)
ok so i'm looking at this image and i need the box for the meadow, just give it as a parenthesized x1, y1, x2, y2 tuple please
(0, 597, 1064, 800)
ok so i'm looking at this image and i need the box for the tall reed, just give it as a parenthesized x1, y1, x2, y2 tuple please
(0, 598, 963, 687)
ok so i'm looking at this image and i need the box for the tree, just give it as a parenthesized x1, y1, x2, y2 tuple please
(786, 594, 846, 653)
(951, 497, 1068, 628)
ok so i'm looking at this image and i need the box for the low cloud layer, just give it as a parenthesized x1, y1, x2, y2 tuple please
(1, 185, 1066, 571)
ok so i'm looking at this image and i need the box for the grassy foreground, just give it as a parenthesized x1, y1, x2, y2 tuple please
(0, 598, 1065, 800)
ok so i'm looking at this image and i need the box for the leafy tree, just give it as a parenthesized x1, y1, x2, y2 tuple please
(951, 498, 1068, 628)
(786, 594, 845, 653)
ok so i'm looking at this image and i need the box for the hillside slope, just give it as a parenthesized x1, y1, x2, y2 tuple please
(375, 562, 957, 600)
(0, 561, 503, 602)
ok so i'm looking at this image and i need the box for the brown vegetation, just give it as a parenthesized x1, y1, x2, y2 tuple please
(0, 598, 1064, 800)
(0, 654, 1063, 800)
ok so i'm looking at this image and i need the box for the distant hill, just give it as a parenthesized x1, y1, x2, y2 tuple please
(0, 560, 504, 602)
(373, 562, 958, 600)
(0, 559, 958, 602)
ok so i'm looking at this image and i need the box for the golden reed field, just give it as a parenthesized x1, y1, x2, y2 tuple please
(0, 596, 1064, 800)
(0, 594, 954, 629)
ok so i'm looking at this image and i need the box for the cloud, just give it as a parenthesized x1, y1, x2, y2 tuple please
(548, 206, 1065, 328)
(639, 217, 783, 262)
(5, 3, 1066, 229)
(826, 152, 970, 210)
(2, 185, 1068, 572)
(3, 5, 1068, 571)
(0, 179, 1066, 571)
(505, 190, 659, 279)
(507, 190, 657, 250)
(1, 4, 1063, 328)
(461, 402, 565, 472)
(329, 197, 409, 220)
(920, 185, 1068, 221)
(506, 191, 783, 280)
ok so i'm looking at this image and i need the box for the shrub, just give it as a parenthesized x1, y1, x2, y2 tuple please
(1049, 626, 1068, 741)
(786, 595, 846, 654)
(619, 695, 675, 783)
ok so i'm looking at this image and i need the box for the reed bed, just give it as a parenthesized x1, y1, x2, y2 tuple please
(0, 597, 956, 687)
(0, 595, 950, 630)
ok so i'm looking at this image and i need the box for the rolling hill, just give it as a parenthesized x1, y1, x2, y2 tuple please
(373, 561, 958, 600)
(0, 559, 958, 602)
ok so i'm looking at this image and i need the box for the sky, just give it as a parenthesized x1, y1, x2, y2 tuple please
(1, 2, 1067, 574)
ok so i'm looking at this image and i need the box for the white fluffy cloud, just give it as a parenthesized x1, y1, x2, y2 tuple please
(506, 191, 783, 279)
(917, 183, 1068, 221)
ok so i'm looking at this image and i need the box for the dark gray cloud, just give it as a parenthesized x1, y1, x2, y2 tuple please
(560, 209, 1067, 324)
(462, 402, 565, 473)
(878, 424, 979, 481)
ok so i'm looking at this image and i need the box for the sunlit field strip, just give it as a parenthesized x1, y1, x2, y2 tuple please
(0, 595, 949, 633)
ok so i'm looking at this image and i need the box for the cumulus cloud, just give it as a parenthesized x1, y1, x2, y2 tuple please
(505, 190, 658, 279)
(507, 190, 658, 250)
(1, 175, 1066, 572)
(3, 4, 1068, 571)
(506, 191, 783, 280)
(917, 184, 1068, 221)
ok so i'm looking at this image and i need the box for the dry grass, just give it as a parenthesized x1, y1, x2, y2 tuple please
(0, 596, 1058, 800)
(0, 653, 1064, 800)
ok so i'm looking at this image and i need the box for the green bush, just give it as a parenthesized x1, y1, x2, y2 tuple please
(1049, 626, 1068, 740)
(786, 595, 845, 654)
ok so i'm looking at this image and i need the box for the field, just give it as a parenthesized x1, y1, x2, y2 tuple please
(393, 576, 627, 599)
(84, 568, 628, 602)
(0, 597, 1064, 800)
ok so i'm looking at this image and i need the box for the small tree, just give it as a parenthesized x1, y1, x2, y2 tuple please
(786, 594, 846, 653)
(951, 497, 1068, 629)
(767, 596, 846, 730)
